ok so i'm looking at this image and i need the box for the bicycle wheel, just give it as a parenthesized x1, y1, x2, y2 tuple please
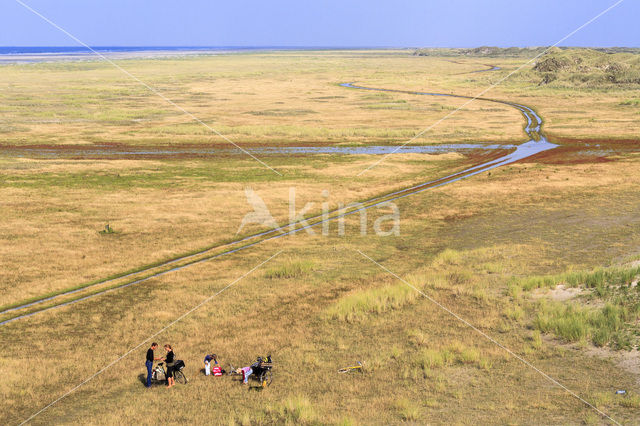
(260, 370, 273, 387)
(174, 369, 188, 384)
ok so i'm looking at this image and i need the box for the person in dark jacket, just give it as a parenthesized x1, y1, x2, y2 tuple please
(163, 344, 175, 388)
(204, 353, 217, 376)
(145, 343, 159, 388)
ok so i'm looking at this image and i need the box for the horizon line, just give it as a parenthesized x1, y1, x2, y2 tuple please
(1, 44, 640, 49)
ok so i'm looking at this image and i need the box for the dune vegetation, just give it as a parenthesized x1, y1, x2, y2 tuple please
(530, 47, 640, 87)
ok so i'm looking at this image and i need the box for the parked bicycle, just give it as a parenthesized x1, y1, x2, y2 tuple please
(152, 360, 188, 385)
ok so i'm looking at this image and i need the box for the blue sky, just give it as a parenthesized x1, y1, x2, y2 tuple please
(0, 0, 637, 47)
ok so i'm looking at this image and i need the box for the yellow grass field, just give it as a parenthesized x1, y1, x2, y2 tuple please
(2, 49, 640, 425)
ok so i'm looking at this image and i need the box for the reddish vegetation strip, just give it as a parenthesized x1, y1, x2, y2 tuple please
(520, 136, 640, 165)
(463, 148, 513, 164)
(521, 145, 613, 165)
(548, 135, 640, 146)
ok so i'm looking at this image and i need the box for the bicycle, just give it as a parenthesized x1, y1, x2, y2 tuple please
(338, 361, 364, 374)
(253, 363, 273, 387)
(152, 361, 188, 385)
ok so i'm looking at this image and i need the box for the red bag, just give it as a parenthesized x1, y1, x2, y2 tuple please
(212, 365, 222, 376)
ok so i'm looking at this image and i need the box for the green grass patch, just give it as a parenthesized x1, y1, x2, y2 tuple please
(0, 160, 300, 190)
(326, 283, 418, 322)
(264, 259, 314, 279)
(264, 395, 318, 424)
(362, 102, 412, 110)
(534, 300, 638, 349)
(508, 265, 640, 293)
(246, 108, 317, 116)
(416, 344, 491, 373)
(431, 248, 463, 267)
(513, 264, 640, 349)
(619, 99, 640, 106)
(504, 305, 525, 322)
(393, 398, 421, 421)
(98, 224, 117, 235)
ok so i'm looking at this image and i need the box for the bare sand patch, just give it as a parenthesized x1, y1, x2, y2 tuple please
(588, 347, 640, 386)
(532, 284, 584, 302)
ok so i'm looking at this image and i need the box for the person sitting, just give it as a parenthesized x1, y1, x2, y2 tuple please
(237, 357, 265, 384)
(239, 366, 252, 384)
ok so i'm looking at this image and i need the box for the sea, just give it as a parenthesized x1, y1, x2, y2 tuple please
(0, 46, 351, 55)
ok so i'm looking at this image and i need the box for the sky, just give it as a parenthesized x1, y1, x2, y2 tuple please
(0, 0, 638, 47)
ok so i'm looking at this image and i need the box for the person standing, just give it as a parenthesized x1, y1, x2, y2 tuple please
(145, 343, 159, 388)
(163, 344, 176, 389)
(204, 353, 217, 376)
